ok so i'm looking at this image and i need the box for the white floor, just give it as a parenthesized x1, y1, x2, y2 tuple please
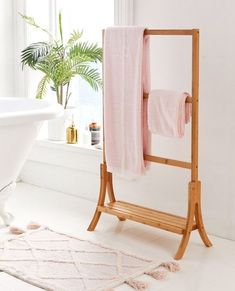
(0, 182, 235, 291)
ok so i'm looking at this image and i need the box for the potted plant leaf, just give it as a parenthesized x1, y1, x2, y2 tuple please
(20, 12, 102, 140)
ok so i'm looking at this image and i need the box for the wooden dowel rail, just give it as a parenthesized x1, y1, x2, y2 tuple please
(144, 154, 191, 169)
(144, 29, 197, 36)
(143, 92, 192, 103)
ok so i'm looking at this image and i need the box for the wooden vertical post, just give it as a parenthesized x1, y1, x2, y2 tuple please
(191, 29, 199, 182)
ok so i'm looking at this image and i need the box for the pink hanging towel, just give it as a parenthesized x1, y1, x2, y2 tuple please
(148, 89, 192, 138)
(104, 27, 151, 176)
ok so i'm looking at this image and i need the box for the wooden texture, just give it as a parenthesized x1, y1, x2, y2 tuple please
(99, 201, 197, 234)
(88, 28, 212, 260)
(143, 92, 193, 103)
(87, 163, 107, 231)
(191, 29, 199, 182)
(144, 29, 194, 35)
(144, 154, 191, 169)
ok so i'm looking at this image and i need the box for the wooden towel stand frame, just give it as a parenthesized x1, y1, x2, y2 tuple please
(88, 29, 212, 260)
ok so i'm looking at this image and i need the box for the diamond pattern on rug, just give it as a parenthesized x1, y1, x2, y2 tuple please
(0, 227, 169, 291)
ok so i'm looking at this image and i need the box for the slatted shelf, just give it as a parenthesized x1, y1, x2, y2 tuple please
(98, 201, 197, 234)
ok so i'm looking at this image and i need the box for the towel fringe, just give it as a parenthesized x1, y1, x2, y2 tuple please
(160, 261, 180, 272)
(125, 278, 149, 290)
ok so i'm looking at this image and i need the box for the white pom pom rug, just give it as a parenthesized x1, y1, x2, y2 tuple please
(0, 227, 180, 291)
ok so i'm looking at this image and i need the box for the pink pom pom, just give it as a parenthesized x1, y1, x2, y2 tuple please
(125, 278, 148, 290)
(9, 226, 25, 235)
(145, 269, 167, 280)
(27, 221, 41, 230)
(160, 261, 180, 272)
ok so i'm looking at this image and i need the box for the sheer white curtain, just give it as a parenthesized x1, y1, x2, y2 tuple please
(0, 0, 17, 97)
(12, 0, 53, 98)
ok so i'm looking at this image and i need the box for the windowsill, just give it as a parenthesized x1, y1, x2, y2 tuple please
(35, 138, 102, 157)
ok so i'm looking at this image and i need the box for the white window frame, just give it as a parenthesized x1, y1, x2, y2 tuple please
(12, 0, 28, 98)
(114, 0, 133, 25)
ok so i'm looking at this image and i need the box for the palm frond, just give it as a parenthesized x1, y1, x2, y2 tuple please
(36, 75, 49, 99)
(67, 30, 83, 46)
(58, 11, 63, 44)
(20, 11, 102, 107)
(49, 60, 73, 88)
(50, 42, 65, 60)
(19, 13, 53, 38)
(69, 42, 102, 63)
(33, 45, 64, 74)
(65, 56, 89, 71)
(21, 42, 51, 68)
(74, 66, 102, 91)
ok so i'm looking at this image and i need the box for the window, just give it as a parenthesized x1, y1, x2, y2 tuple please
(24, 0, 114, 137)
(54, 0, 114, 130)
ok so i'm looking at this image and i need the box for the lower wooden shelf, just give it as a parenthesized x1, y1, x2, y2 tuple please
(98, 200, 197, 234)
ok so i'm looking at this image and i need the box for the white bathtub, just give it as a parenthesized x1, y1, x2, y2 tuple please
(0, 97, 62, 225)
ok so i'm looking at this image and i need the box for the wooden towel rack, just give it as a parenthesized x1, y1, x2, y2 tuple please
(88, 29, 212, 260)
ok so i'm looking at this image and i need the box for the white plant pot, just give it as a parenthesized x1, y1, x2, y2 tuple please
(48, 107, 76, 141)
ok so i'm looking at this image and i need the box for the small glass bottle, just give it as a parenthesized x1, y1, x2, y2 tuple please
(83, 126, 91, 146)
(66, 117, 78, 144)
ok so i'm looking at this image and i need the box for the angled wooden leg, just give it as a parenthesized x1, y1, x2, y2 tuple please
(107, 172, 126, 221)
(174, 230, 192, 260)
(107, 172, 116, 202)
(87, 210, 102, 231)
(87, 163, 108, 231)
(174, 182, 197, 260)
(195, 182, 212, 247)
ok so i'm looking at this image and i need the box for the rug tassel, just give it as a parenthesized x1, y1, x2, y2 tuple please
(145, 269, 167, 280)
(125, 278, 148, 290)
(27, 221, 41, 230)
(9, 226, 25, 235)
(160, 261, 180, 272)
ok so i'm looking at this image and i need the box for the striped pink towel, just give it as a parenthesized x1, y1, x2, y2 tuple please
(104, 27, 151, 176)
(148, 90, 192, 138)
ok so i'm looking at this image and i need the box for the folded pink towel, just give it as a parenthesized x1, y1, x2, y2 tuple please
(104, 27, 151, 176)
(148, 90, 192, 138)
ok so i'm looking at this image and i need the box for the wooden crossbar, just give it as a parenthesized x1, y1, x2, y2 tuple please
(88, 28, 212, 260)
(144, 29, 197, 36)
(144, 154, 191, 169)
(143, 92, 192, 103)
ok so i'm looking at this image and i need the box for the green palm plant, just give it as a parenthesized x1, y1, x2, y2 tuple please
(20, 12, 102, 109)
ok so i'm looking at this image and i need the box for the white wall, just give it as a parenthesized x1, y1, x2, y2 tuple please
(132, 0, 235, 239)
(21, 0, 235, 240)
(0, 0, 14, 96)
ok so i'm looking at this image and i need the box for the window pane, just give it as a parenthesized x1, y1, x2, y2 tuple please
(56, 0, 114, 130)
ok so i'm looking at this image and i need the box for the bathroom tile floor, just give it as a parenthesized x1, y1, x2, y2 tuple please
(0, 182, 235, 291)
